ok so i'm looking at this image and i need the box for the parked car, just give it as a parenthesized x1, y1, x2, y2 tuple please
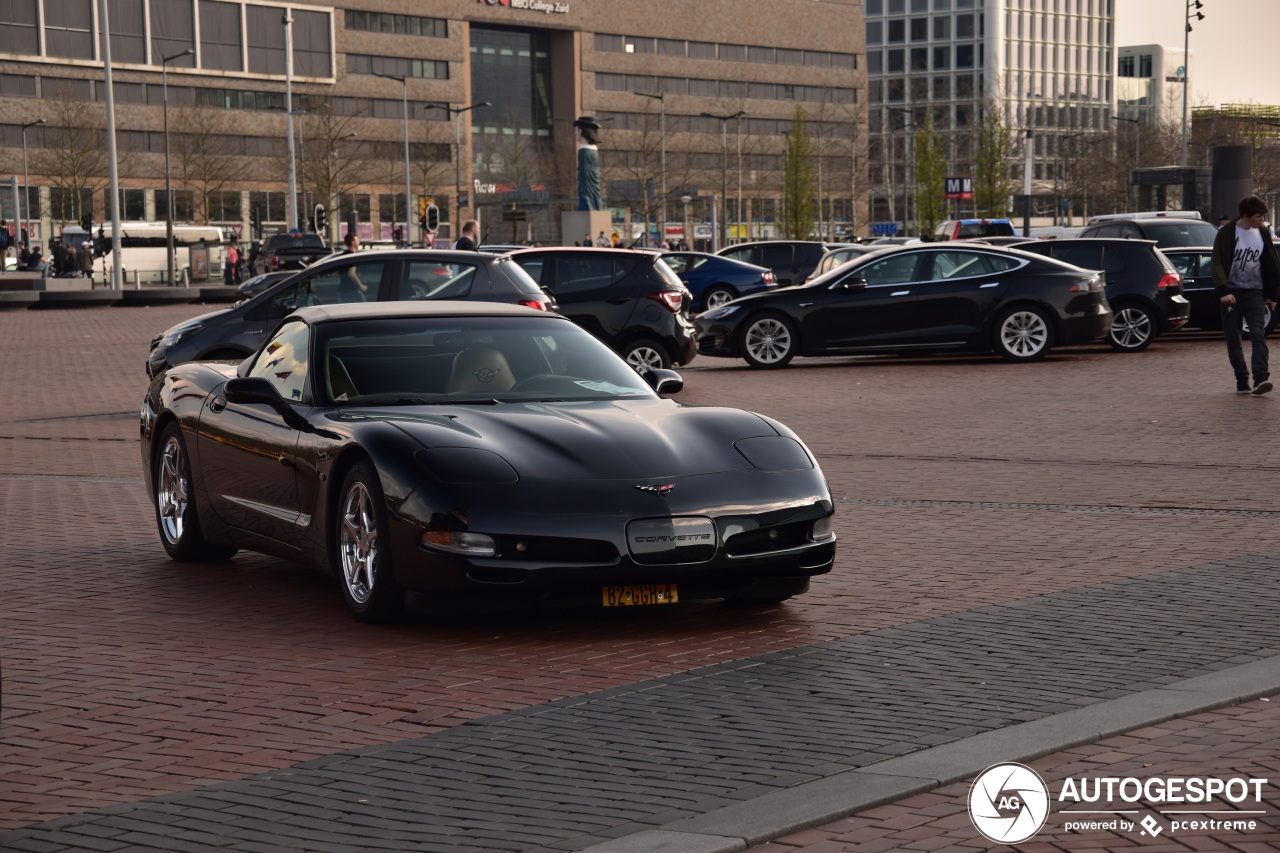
(659, 250, 777, 311)
(1162, 246, 1279, 335)
(716, 241, 850, 286)
(695, 244, 1111, 368)
(252, 232, 329, 274)
(147, 249, 554, 377)
(934, 219, 1016, 241)
(1011, 238, 1190, 351)
(478, 244, 529, 254)
(507, 247, 696, 372)
(141, 301, 836, 621)
(1077, 217, 1219, 248)
(960, 235, 1039, 247)
(235, 270, 296, 300)
(805, 245, 880, 282)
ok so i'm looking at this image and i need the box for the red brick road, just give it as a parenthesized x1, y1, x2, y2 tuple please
(3, 305, 1279, 836)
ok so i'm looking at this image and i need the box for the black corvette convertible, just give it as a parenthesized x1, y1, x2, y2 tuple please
(141, 302, 836, 621)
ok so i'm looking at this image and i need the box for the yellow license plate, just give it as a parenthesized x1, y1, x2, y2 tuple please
(602, 584, 679, 607)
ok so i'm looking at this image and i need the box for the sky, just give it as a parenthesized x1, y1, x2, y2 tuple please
(1114, 0, 1280, 107)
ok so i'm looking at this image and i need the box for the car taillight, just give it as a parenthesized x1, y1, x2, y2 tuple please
(1157, 272, 1181, 289)
(269, 256, 278, 270)
(1068, 274, 1103, 293)
(649, 290, 683, 313)
(762, 271, 777, 285)
(518, 299, 547, 311)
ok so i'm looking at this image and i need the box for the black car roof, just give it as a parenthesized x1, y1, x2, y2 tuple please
(293, 301, 557, 324)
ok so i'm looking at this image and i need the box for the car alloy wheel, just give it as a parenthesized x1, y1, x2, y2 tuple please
(622, 339, 668, 374)
(157, 433, 189, 547)
(742, 313, 797, 368)
(1108, 305, 1154, 352)
(339, 480, 379, 606)
(703, 286, 736, 311)
(996, 307, 1051, 362)
(335, 461, 403, 622)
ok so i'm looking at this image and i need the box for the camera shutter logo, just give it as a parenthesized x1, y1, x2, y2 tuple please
(968, 763, 1050, 844)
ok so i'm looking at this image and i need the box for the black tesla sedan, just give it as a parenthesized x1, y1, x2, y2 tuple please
(695, 244, 1112, 368)
(141, 302, 836, 621)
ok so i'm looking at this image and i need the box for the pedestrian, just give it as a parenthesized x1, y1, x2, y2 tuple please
(224, 236, 240, 287)
(27, 247, 48, 275)
(595, 230, 609, 247)
(0, 218, 9, 272)
(1211, 195, 1280, 395)
(1218, 214, 1232, 228)
(583, 232, 592, 248)
(77, 241, 93, 279)
(452, 219, 479, 251)
(337, 231, 368, 301)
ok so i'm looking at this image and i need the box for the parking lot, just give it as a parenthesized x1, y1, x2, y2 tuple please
(2, 303, 1280, 851)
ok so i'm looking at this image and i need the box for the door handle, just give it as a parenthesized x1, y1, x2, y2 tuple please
(209, 397, 226, 413)
(605, 296, 630, 305)
(891, 290, 910, 296)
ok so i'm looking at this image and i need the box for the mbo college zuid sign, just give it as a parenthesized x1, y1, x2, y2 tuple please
(477, 0, 570, 13)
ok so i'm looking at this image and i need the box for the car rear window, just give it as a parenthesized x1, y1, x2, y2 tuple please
(1143, 221, 1219, 247)
(497, 258, 545, 295)
(956, 222, 1015, 238)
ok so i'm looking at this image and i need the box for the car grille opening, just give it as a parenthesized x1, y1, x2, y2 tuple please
(723, 521, 812, 557)
(491, 534, 618, 564)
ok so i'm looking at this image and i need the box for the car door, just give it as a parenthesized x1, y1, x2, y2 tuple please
(1167, 250, 1215, 328)
(802, 250, 927, 351)
(399, 257, 483, 301)
(196, 319, 310, 546)
(530, 252, 633, 343)
(912, 250, 1022, 345)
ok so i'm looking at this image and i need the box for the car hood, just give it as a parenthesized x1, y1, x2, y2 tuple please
(377, 399, 780, 479)
(160, 306, 232, 335)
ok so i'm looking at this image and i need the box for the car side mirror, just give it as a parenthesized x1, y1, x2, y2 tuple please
(224, 376, 313, 432)
(280, 297, 300, 313)
(833, 278, 868, 292)
(645, 368, 684, 395)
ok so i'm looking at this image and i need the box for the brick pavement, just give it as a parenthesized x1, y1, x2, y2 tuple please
(2, 307, 1279, 849)
(757, 697, 1280, 852)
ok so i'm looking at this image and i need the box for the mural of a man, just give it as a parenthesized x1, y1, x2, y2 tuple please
(574, 116, 602, 211)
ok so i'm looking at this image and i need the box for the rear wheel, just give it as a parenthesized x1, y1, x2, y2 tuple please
(619, 337, 669, 374)
(994, 306, 1053, 362)
(335, 461, 404, 623)
(702, 285, 737, 311)
(154, 423, 237, 561)
(1108, 303, 1155, 352)
(740, 312, 798, 369)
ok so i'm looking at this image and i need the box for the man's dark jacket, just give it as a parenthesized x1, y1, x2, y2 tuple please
(1211, 222, 1280, 300)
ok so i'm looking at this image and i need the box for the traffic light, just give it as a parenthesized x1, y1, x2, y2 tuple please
(424, 204, 440, 234)
(313, 204, 326, 234)
(80, 213, 92, 232)
(251, 205, 263, 239)
(392, 226, 403, 245)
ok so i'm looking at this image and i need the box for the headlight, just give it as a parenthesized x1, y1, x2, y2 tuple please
(159, 321, 204, 347)
(810, 515, 834, 541)
(420, 530, 497, 557)
(701, 304, 741, 321)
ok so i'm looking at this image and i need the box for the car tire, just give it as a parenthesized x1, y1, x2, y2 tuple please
(619, 337, 670, 374)
(335, 460, 405, 623)
(702, 285, 737, 311)
(725, 578, 810, 605)
(154, 422, 238, 562)
(740, 312, 798, 369)
(994, 305, 1053, 362)
(1108, 303, 1155, 352)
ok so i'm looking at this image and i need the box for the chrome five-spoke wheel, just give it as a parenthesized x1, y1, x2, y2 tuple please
(339, 480, 378, 606)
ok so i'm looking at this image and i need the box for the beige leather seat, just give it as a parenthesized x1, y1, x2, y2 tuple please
(447, 347, 515, 393)
(327, 354, 359, 401)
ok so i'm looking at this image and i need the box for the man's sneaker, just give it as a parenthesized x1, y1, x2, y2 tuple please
(1238, 379, 1252, 395)
(1253, 380, 1273, 396)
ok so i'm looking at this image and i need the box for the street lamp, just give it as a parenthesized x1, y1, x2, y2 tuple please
(699, 110, 746, 251)
(161, 47, 193, 286)
(425, 101, 491, 240)
(374, 72, 413, 246)
(635, 91, 666, 246)
(1181, 0, 1205, 168)
(680, 194, 693, 249)
(21, 119, 45, 250)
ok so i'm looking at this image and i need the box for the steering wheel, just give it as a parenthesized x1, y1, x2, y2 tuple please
(510, 373, 565, 392)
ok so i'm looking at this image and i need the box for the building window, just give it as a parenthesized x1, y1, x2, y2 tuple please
(595, 33, 623, 52)
(1138, 54, 1152, 77)
(867, 21, 883, 44)
(596, 72, 626, 91)
(933, 76, 950, 98)
(344, 11, 445, 37)
(777, 48, 803, 65)
(718, 43, 745, 61)
(888, 19, 905, 42)
(688, 41, 716, 59)
(156, 189, 194, 222)
(659, 39, 684, 57)
(109, 0, 147, 64)
(0, 0, 39, 56)
(109, 188, 148, 220)
(933, 46, 950, 69)
(887, 49, 905, 72)
(151, 0, 196, 63)
(934, 16, 951, 38)
(910, 18, 928, 41)
(956, 13, 975, 38)
(47, 0, 95, 58)
(867, 51, 883, 74)
(246, 5, 286, 74)
(956, 44, 974, 68)
(911, 48, 928, 70)
(200, 0, 242, 72)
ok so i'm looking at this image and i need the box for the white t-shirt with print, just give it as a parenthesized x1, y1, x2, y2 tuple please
(1231, 226, 1265, 290)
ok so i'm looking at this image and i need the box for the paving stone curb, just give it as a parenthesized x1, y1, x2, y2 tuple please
(576, 657, 1280, 852)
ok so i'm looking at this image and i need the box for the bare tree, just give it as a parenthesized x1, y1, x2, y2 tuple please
(298, 102, 373, 244)
(34, 84, 112, 225)
(973, 105, 1014, 219)
(170, 105, 236, 225)
(913, 111, 947, 236)
(782, 106, 816, 239)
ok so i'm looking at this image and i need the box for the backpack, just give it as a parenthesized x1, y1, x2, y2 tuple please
(0, 228, 10, 250)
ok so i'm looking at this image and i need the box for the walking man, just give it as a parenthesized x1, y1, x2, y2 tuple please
(1212, 195, 1280, 395)
(452, 219, 479, 251)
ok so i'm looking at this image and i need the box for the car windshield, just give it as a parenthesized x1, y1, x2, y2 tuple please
(1144, 220, 1219, 247)
(316, 316, 659, 405)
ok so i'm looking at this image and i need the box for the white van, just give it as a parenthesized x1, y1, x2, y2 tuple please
(61, 222, 226, 285)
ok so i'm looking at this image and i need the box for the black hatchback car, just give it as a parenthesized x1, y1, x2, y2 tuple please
(696, 244, 1111, 367)
(716, 241, 851, 286)
(147, 250, 553, 377)
(508, 247, 697, 372)
(1077, 217, 1220, 249)
(1011, 238, 1189, 352)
